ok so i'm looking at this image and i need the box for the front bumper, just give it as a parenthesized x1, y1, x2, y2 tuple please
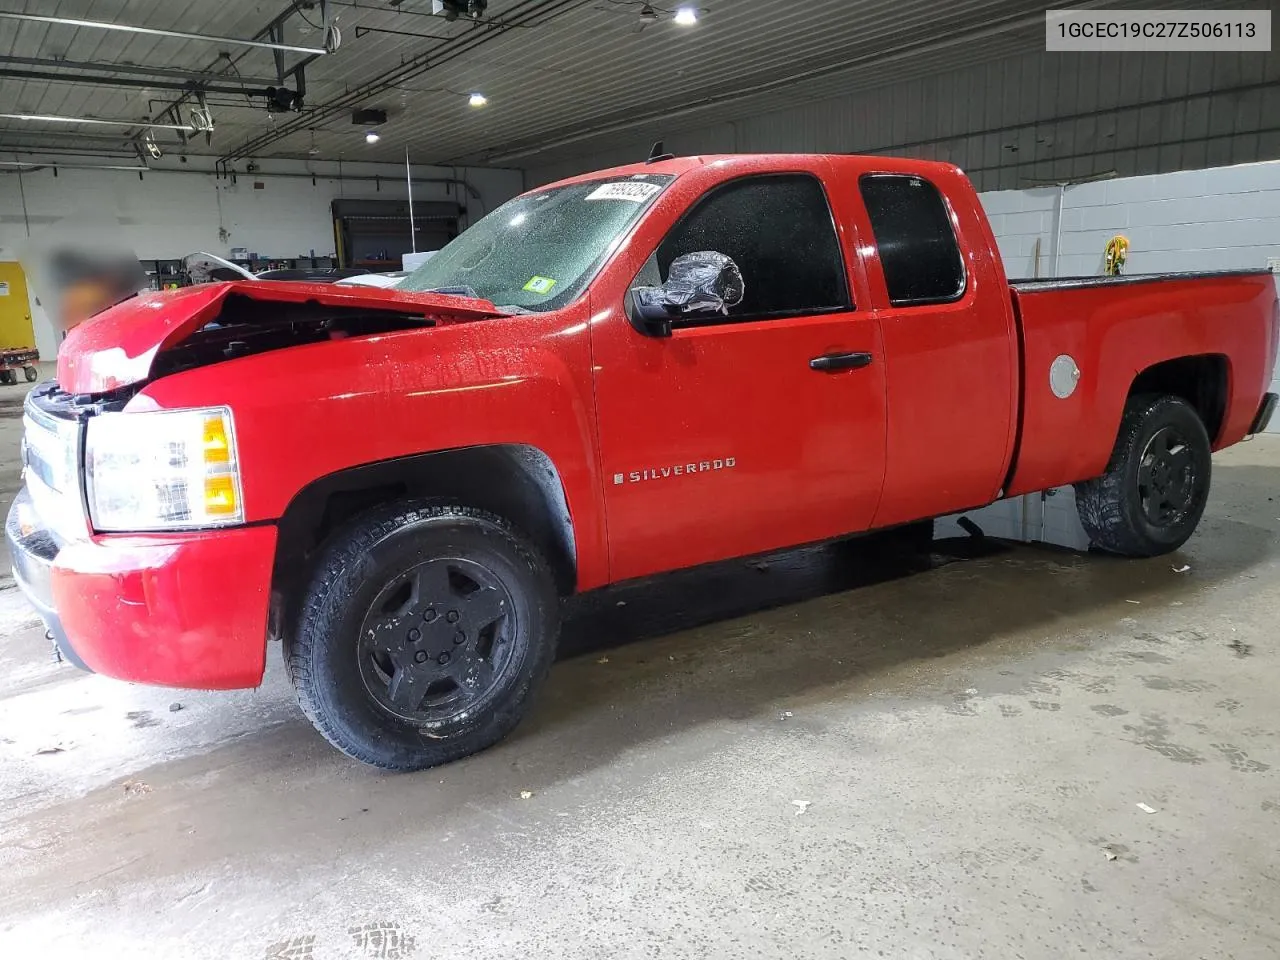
(6, 488, 277, 689)
(6, 490, 91, 671)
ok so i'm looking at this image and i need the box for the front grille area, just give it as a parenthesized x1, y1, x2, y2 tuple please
(22, 407, 78, 496)
(21, 384, 88, 543)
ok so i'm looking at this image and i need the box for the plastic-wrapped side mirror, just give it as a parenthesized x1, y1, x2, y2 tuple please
(628, 251, 744, 337)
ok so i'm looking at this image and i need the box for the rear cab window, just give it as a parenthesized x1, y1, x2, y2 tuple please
(859, 174, 966, 306)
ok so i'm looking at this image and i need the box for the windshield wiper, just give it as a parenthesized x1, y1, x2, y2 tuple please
(426, 285, 480, 299)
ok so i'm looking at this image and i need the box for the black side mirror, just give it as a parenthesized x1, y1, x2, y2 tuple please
(629, 251, 745, 337)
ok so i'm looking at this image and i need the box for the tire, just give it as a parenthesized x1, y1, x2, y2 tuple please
(0, 371, 15, 386)
(23, 366, 37, 383)
(1075, 394, 1211, 557)
(287, 502, 559, 771)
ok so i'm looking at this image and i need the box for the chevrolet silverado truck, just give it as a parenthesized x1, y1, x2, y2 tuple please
(7, 154, 1278, 770)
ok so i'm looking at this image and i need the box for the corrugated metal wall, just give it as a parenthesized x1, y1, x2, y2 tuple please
(525, 49, 1280, 191)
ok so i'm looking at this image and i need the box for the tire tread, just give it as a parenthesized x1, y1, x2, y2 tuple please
(286, 502, 557, 771)
(1075, 394, 1209, 557)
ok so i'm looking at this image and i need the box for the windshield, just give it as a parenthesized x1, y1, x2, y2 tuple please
(400, 174, 673, 311)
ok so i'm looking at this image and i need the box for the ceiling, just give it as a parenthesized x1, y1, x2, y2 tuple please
(0, 0, 1266, 171)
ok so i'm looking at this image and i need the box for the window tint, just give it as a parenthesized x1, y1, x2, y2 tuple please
(656, 174, 850, 319)
(859, 174, 965, 305)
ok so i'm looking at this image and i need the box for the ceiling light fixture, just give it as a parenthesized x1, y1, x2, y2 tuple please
(468, 92, 488, 107)
(673, 6, 698, 25)
(0, 112, 194, 131)
(365, 131, 381, 144)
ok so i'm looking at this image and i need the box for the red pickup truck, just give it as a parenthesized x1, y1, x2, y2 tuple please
(8, 154, 1277, 770)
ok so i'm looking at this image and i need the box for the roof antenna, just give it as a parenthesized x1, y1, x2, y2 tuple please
(647, 140, 676, 163)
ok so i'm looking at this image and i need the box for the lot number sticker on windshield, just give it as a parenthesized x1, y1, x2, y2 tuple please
(586, 181, 661, 203)
(523, 276, 557, 294)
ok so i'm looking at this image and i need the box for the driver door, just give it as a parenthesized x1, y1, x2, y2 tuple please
(589, 167, 888, 582)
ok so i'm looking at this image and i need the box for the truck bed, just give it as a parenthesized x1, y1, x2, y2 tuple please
(1004, 268, 1278, 498)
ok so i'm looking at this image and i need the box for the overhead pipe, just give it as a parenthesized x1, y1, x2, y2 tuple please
(0, 66, 265, 97)
(2, 154, 481, 199)
(0, 54, 278, 87)
(0, 11, 329, 56)
(0, 112, 194, 131)
(0, 160, 150, 172)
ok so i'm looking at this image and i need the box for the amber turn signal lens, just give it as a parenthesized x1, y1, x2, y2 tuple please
(204, 474, 239, 516)
(202, 414, 232, 464)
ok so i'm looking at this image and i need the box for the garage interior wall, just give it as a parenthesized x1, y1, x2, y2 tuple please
(522, 49, 1280, 190)
(0, 158, 523, 359)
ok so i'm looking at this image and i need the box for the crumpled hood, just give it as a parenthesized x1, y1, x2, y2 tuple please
(57, 280, 504, 395)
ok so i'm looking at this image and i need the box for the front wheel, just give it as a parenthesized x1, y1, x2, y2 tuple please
(1075, 394, 1211, 557)
(23, 366, 37, 383)
(0, 370, 15, 386)
(287, 503, 559, 771)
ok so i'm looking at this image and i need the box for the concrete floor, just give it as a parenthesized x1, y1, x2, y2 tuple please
(1, 379, 1279, 959)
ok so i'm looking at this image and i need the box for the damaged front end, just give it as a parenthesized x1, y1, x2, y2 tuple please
(56, 280, 507, 396)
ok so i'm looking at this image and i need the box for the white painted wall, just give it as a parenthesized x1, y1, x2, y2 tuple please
(939, 158, 1280, 549)
(0, 157, 524, 359)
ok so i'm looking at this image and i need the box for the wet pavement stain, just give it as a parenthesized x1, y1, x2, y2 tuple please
(1091, 704, 1129, 717)
(1116, 650, 1175, 665)
(125, 711, 160, 729)
(1211, 743, 1271, 773)
(349, 922, 416, 959)
(264, 936, 316, 960)
(1122, 714, 1206, 765)
(1138, 676, 1216, 692)
(1228, 637, 1254, 657)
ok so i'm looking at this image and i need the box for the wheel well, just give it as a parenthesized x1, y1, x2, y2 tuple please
(1129, 355, 1228, 443)
(272, 446, 578, 615)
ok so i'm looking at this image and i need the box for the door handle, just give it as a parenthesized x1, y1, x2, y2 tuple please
(809, 351, 873, 372)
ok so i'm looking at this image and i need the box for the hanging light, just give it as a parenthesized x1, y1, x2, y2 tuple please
(365, 130, 381, 144)
(468, 92, 488, 107)
(673, 6, 698, 25)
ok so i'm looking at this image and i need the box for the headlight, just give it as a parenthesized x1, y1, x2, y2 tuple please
(86, 407, 244, 532)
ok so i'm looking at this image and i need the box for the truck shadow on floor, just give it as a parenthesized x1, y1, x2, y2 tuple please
(557, 529, 1003, 661)
(521, 463, 1274, 760)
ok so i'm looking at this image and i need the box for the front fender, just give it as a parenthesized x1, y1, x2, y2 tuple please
(134, 304, 610, 589)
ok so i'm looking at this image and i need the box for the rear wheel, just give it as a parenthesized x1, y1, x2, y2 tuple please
(0, 371, 15, 386)
(1075, 394, 1211, 557)
(23, 366, 37, 383)
(287, 503, 559, 771)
